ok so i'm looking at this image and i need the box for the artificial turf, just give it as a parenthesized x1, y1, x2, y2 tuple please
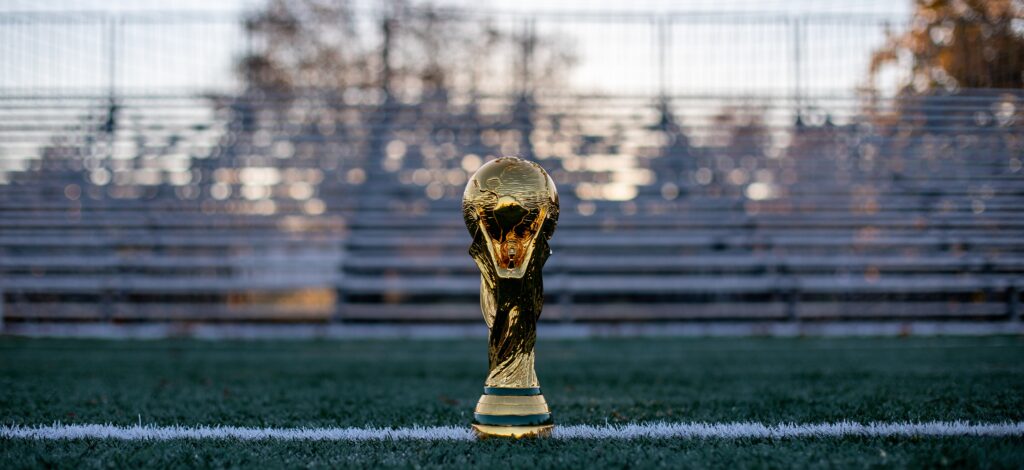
(1, 335, 1022, 468)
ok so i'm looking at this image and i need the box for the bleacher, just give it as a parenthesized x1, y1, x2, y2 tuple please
(1, 92, 1022, 325)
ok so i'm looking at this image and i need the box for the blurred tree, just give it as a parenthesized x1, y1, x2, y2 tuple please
(237, 0, 576, 99)
(710, 106, 771, 157)
(238, 0, 369, 91)
(868, 0, 1024, 92)
(235, 0, 577, 188)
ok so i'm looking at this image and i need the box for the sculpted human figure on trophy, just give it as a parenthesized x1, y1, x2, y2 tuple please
(462, 156, 559, 438)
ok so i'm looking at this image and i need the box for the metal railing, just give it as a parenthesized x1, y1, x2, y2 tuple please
(0, 90, 1021, 324)
(0, 9, 909, 96)
(1, 8, 1022, 327)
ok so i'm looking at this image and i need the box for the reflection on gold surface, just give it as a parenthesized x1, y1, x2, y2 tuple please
(471, 424, 554, 439)
(463, 156, 558, 438)
(463, 156, 558, 387)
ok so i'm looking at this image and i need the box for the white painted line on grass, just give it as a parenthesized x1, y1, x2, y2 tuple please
(2, 424, 477, 441)
(2, 421, 1022, 441)
(553, 421, 1024, 439)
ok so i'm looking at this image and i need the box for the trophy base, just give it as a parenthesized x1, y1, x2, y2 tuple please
(471, 387, 553, 439)
(472, 424, 554, 439)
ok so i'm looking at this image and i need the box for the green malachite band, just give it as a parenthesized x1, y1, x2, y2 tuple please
(473, 413, 552, 426)
(483, 387, 541, 396)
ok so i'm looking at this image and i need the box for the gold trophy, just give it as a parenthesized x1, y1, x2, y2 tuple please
(462, 156, 559, 438)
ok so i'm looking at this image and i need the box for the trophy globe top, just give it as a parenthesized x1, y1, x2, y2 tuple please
(462, 156, 559, 279)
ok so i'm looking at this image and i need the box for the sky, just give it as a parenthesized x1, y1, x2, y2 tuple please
(0, 1, 913, 95)
(0, 1, 918, 197)
(0, 0, 911, 15)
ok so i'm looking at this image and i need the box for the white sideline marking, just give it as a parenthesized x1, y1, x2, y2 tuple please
(2, 422, 1022, 441)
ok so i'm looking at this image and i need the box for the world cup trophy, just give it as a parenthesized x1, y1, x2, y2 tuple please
(462, 156, 559, 438)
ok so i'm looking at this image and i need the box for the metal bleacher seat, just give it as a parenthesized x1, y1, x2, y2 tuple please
(0, 92, 1022, 324)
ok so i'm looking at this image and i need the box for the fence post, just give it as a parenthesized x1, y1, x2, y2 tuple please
(1009, 283, 1020, 323)
(556, 263, 572, 323)
(106, 15, 118, 98)
(517, 18, 536, 96)
(791, 16, 803, 116)
(334, 238, 348, 323)
(655, 16, 670, 97)
(782, 277, 799, 323)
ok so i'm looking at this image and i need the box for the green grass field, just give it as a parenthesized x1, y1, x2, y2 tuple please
(2, 335, 1023, 468)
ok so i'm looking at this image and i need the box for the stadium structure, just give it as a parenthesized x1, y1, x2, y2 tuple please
(1, 3, 1023, 468)
(0, 6, 1021, 336)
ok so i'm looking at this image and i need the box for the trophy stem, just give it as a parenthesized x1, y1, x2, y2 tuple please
(463, 157, 559, 440)
(471, 387, 554, 438)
